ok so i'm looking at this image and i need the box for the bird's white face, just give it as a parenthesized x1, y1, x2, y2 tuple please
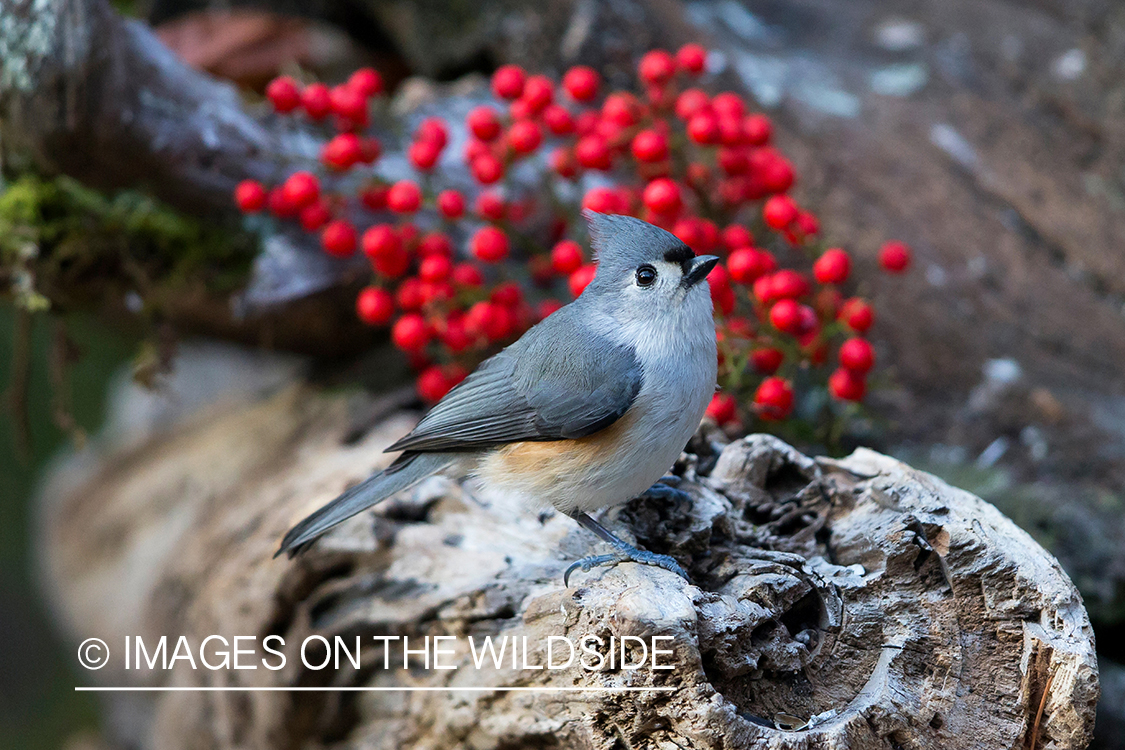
(615, 251, 716, 310)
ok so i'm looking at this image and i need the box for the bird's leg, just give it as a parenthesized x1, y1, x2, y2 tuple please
(564, 511, 688, 586)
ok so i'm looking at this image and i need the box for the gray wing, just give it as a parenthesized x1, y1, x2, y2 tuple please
(386, 308, 642, 453)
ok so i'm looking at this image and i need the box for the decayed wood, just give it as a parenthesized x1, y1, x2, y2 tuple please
(38, 386, 1099, 749)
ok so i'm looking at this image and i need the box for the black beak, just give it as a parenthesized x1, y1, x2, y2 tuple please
(682, 255, 720, 288)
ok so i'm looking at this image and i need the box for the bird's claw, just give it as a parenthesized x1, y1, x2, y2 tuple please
(564, 554, 619, 586)
(563, 549, 689, 586)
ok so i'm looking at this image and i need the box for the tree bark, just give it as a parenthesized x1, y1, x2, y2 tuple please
(39, 386, 1099, 749)
(0, 0, 313, 214)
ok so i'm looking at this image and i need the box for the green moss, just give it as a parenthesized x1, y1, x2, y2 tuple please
(0, 173, 255, 311)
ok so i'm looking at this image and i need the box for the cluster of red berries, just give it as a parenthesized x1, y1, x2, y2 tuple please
(235, 47, 911, 423)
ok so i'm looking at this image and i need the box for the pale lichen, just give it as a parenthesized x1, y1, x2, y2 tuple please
(0, 0, 60, 93)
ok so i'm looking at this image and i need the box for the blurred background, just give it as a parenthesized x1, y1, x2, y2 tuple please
(2, 0, 1123, 747)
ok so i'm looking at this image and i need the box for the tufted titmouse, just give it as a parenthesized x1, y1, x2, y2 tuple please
(279, 212, 719, 582)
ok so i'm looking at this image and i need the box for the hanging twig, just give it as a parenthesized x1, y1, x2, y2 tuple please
(49, 317, 86, 449)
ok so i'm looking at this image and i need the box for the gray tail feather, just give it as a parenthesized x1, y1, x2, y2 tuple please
(277, 452, 453, 558)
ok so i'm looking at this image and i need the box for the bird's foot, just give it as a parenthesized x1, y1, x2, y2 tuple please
(563, 544, 688, 586)
(564, 510, 690, 586)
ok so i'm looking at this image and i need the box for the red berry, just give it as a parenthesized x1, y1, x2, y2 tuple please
(676, 44, 707, 74)
(569, 265, 597, 297)
(675, 89, 710, 120)
(266, 76, 301, 112)
(717, 147, 748, 176)
(757, 149, 796, 193)
(712, 92, 745, 120)
(360, 184, 388, 211)
(321, 133, 363, 170)
(507, 120, 543, 154)
(550, 147, 579, 178)
(408, 139, 441, 171)
(673, 218, 704, 250)
(320, 220, 356, 257)
(742, 113, 772, 145)
(754, 377, 794, 421)
(395, 278, 424, 311)
(419, 254, 453, 282)
(638, 50, 676, 86)
(419, 232, 453, 258)
(348, 68, 383, 97)
(727, 248, 770, 284)
(428, 191, 461, 220)
(362, 224, 399, 259)
(416, 365, 452, 402)
(582, 187, 621, 214)
(537, 299, 564, 320)
(686, 162, 711, 189)
(281, 171, 319, 209)
(575, 136, 612, 170)
(828, 368, 866, 401)
(763, 195, 799, 230)
(471, 226, 510, 263)
(602, 93, 641, 127)
(392, 313, 430, 351)
(839, 337, 875, 373)
(299, 200, 331, 231)
(712, 283, 736, 317)
(471, 154, 505, 184)
(467, 106, 502, 141)
(520, 75, 554, 113)
(879, 240, 912, 273)
(542, 105, 575, 135)
(491, 281, 523, 308)
(475, 191, 507, 222)
(234, 180, 267, 213)
(301, 83, 331, 120)
(491, 65, 526, 99)
(452, 263, 484, 288)
(813, 248, 851, 285)
(268, 186, 297, 217)
(769, 299, 805, 334)
(387, 180, 422, 213)
(721, 224, 753, 251)
(795, 211, 820, 238)
(706, 393, 738, 425)
(329, 84, 367, 122)
(375, 247, 410, 278)
(359, 137, 382, 164)
(631, 130, 669, 162)
(356, 287, 394, 326)
(416, 117, 448, 149)
(551, 240, 584, 274)
(687, 112, 721, 144)
(750, 348, 784, 375)
(770, 269, 811, 299)
(563, 66, 600, 101)
(839, 298, 874, 332)
(642, 178, 682, 215)
(508, 98, 534, 121)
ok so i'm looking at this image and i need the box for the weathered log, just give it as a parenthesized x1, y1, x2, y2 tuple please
(39, 386, 1099, 749)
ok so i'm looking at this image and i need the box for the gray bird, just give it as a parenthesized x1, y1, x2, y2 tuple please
(278, 212, 719, 583)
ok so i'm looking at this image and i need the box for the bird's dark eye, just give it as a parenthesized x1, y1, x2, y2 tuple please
(636, 265, 658, 287)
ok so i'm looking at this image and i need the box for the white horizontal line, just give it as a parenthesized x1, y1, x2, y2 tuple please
(76, 686, 675, 693)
